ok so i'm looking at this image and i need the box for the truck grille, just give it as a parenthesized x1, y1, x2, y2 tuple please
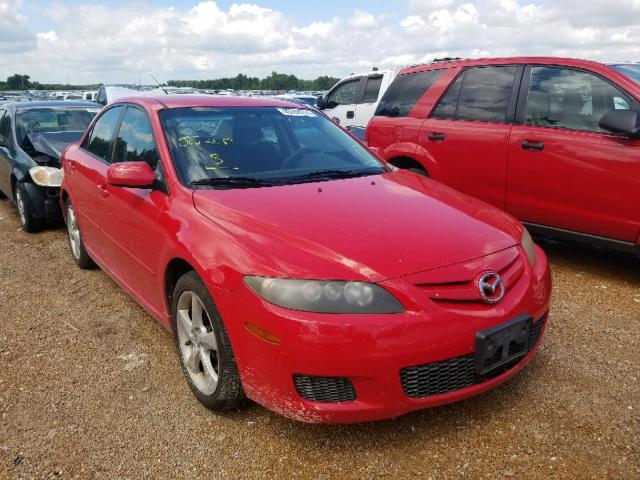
(293, 374, 357, 403)
(400, 316, 546, 399)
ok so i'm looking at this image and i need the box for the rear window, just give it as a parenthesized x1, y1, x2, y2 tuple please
(375, 70, 443, 117)
(362, 76, 383, 103)
(16, 106, 98, 145)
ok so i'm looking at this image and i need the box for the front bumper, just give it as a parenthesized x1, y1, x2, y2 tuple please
(22, 182, 62, 225)
(213, 245, 551, 423)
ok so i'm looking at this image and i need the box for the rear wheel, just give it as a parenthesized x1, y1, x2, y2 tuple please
(15, 181, 43, 233)
(172, 271, 245, 411)
(65, 200, 94, 269)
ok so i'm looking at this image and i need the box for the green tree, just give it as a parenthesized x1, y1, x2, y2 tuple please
(6, 74, 31, 90)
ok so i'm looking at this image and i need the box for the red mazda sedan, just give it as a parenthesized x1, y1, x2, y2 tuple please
(60, 95, 551, 423)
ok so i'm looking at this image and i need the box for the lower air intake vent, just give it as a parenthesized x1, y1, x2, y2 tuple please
(293, 374, 356, 403)
(400, 316, 546, 398)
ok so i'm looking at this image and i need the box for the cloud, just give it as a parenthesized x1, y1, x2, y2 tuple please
(0, 0, 36, 54)
(0, 1, 638, 85)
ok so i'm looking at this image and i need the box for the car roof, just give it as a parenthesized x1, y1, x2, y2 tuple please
(3, 100, 100, 110)
(399, 56, 613, 75)
(115, 94, 309, 110)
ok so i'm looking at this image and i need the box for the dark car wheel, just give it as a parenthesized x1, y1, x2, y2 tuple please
(172, 271, 245, 412)
(15, 181, 43, 233)
(65, 199, 95, 269)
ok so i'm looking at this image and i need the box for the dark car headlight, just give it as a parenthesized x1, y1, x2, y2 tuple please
(244, 276, 404, 314)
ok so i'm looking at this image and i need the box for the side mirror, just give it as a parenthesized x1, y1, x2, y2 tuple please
(316, 96, 327, 110)
(599, 109, 640, 137)
(107, 162, 155, 188)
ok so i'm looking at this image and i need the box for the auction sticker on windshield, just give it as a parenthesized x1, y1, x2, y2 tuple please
(277, 108, 316, 117)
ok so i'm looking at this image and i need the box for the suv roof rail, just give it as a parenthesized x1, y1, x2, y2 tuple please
(430, 57, 464, 63)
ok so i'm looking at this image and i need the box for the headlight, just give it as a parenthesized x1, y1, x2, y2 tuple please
(244, 276, 404, 314)
(29, 166, 63, 187)
(521, 227, 537, 266)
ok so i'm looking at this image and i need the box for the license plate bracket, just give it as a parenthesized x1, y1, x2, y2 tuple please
(475, 315, 531, 375)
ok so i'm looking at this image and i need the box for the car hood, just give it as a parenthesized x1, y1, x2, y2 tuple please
(192, 171, 522, 282)
(26, 131, 84, 164)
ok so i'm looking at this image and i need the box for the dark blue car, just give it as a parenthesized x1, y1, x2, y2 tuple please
(0, 101, 99, 231)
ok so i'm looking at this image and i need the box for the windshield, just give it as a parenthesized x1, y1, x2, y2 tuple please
(610, 64, 640, 86)
(160, 106, 386, 188)
(16, 106, 99, 145)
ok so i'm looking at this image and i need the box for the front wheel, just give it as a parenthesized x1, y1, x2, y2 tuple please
(65, 200, 94, 269)
(15, 182, 43, 233)
(172, 271, 245, 411)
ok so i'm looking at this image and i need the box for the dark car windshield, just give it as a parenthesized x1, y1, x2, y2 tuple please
(610, 64, 640, 86)
(160, 106, 386, 188)
(16, 106, 99, 145)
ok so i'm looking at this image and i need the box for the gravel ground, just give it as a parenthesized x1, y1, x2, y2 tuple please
(0, 198, 638, 480)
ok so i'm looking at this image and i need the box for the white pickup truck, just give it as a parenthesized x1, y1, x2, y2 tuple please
(317, 68, 400, 139)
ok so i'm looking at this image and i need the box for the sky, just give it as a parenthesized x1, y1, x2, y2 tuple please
(0, 0, 638, 85)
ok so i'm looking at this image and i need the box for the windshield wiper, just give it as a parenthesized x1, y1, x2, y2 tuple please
(191, 176, 277, 189)
(282, 168, 381, 184)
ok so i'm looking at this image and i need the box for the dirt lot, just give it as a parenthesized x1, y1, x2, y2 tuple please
(0, 198, 638, 480)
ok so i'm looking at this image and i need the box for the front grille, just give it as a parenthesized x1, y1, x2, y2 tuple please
(293, 374, 356, 403)
(416, 247, 525, 307)
(400, 316, 546, 399)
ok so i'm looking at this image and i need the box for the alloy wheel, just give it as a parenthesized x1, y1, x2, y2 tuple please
(176, 290, 219, 395)
(67, 204, 81, 260)
(15, 189, 26, 226)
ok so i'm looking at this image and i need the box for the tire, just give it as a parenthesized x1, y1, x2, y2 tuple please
(15, 181, 43, 233)
(172, 271, 245, 411)
(65, 199, 95, 269)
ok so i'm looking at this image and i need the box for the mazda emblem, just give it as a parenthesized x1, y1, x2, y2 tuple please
(477, 271, 505, 304)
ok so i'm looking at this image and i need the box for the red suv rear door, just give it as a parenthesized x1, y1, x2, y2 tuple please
(506, 64, 640, 242)
(418, 65, 523, 209)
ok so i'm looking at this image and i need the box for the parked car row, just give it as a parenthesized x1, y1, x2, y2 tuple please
(1, 55, 636, 424)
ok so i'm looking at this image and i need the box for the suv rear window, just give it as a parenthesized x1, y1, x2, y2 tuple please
(375, 70, 442, 117)
(432, 66, 518, 123)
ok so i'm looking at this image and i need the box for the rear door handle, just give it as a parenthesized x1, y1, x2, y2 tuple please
(522, 140, 544, 151)
(428, 132, 446, 141)
(97, 184, 109, 197)
(346, 111, 355, 119)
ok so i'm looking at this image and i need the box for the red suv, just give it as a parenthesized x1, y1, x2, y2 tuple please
(366, 57, 640, 253)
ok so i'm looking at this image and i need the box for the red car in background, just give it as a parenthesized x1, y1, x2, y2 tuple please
(366, 57, 640, 254)
(60, 95, 550, 423)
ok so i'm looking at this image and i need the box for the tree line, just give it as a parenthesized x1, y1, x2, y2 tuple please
(167, 72, 340, 91)
(0, 74, 98, 91)
(0, 72, 340, 92)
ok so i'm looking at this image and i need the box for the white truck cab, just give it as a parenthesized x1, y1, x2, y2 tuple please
(317, 69, 400, 134)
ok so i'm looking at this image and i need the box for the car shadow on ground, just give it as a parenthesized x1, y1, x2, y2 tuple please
(536, 237, 640, 285)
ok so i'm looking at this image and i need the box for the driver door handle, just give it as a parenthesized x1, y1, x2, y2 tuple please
(428, 132, 446, 141)
(522, 140, 545, 151)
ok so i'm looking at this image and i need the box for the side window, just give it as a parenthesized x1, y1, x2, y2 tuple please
(526, 66, 634, 133)
(432, 66, 518, 123)
(83, 106, 124, 162)
(112, 107, 159, 169)
(375, 70, 443, 117)
(361, 76, 383, 104)
(327, 79, 361, 107)
(0, 110, 11, 145)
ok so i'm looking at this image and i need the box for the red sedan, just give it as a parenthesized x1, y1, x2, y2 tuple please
(60, 95, 551, 423)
